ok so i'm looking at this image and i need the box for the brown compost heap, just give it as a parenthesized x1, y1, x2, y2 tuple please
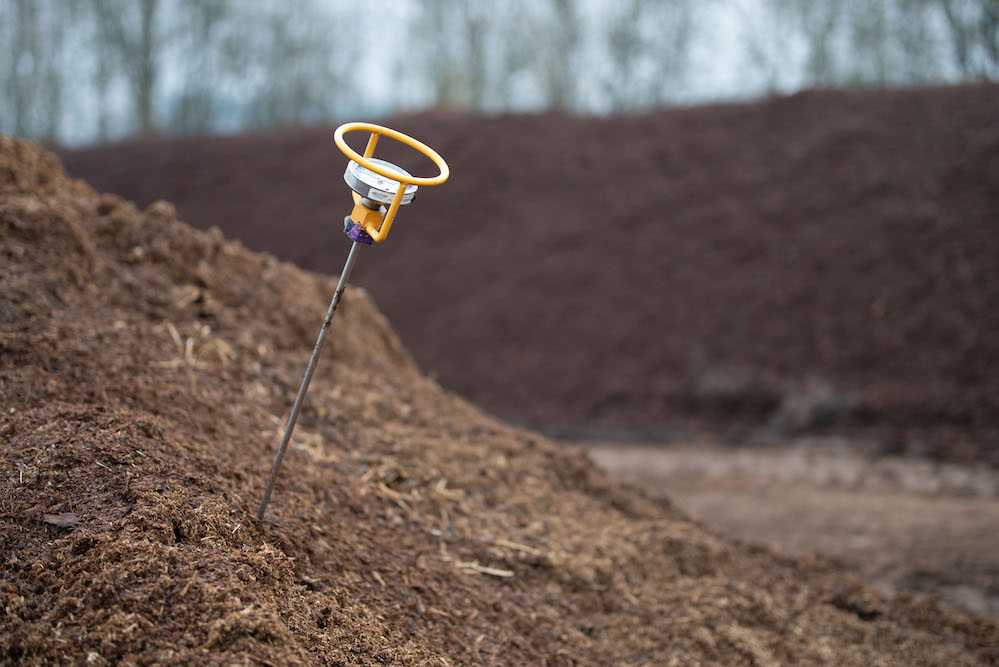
(60, 84, 999, 463)
(4, 137, 999, 664)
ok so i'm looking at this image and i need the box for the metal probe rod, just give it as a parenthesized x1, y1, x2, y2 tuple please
(257, 240, 361, 521)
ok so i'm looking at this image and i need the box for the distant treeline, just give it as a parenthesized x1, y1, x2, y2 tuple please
(1, 0, 996, 144)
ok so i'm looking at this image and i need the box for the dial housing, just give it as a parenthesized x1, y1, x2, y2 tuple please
(344, 158, 418, 206)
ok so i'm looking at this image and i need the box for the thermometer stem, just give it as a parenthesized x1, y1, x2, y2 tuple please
(257, 240, 361, 521)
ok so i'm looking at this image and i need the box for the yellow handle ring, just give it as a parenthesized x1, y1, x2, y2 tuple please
(333, 122, 449, 187)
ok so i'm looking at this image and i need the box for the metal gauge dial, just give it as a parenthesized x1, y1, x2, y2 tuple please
(344, 158, 418, 205)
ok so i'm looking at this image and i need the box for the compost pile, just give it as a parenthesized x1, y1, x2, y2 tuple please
(4, 137, 998, 665)
(62, 84, 999, 462)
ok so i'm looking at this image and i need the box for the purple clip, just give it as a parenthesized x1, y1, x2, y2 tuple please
(343, 217, 375, 245)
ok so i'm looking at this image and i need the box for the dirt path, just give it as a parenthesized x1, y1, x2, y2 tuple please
(587, 441, 999, 617)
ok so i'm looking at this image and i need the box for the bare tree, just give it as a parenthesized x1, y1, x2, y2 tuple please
(739, 0, 798, 93)
(893, 0, 942, 82)
(241, 4, 348, 129)
(410, 0, 494, 110)
(794, 1, 844, 85)
(540, 0, 580, 111)
(745, 0, 965, 89)
(604, 0, 646, 111)
(848, 0, 891, 84)
(938, 0, 999, 77)
(170, 0, 231, 133)
(42, 2, 68, 139)
(8, 0, 41, 137)
(411, 0, 463, 108)
(92, 6, 114, 140)
(136, 0, 158, 133)
(492, 1, 534, 109)
(602, 0, 696, 111)
(649, 1, 696, 105)
(462, 2, 489, 110)
(91, 0, 161, 135)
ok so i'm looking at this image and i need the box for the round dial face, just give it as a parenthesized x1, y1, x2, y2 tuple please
(344, 158, 418, 205)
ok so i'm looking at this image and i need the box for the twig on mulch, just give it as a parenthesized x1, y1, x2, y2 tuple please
(457, 560, 514, 578)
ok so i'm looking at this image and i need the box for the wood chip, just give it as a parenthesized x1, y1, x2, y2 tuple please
(42, 512, 79, 528)
(458, 561, 514, 578)
(494, 538, 542, 556)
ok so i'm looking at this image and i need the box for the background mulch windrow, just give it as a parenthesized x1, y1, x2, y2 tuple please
(4, 137, 998, 663)
(61, 84, 999, 463)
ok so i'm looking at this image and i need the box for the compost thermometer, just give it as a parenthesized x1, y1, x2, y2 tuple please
(257, 122, 449, 522)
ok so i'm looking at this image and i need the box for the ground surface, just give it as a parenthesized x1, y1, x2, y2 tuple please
(61, 84, 999, 464)
(5, 138, 999, 664)
(588, 441, 999, 618)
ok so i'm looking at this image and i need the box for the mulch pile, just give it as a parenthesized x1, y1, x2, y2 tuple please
(4, 138, 999, 664)
(60, 84, 999, 463)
